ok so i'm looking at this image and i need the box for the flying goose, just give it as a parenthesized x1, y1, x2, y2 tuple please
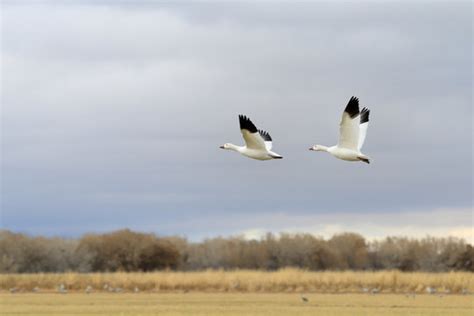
(220, 115, 283, 160)
(309, 96, 371, 163)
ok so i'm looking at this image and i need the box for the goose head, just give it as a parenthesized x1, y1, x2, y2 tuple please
(309, 145, 323, 151)
(220, 143, 231, 150)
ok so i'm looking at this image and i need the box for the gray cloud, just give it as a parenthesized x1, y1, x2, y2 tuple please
(1, 1, 472, 239)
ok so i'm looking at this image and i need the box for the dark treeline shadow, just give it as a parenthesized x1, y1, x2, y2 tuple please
(0, 229, 472, 273)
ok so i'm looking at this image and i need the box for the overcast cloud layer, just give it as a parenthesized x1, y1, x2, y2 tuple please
(1, 1, 472, 241)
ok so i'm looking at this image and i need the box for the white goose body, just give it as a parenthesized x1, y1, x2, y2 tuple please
(310, 96, 371, 164)
(229, 145, 279, 161)
(220, 115, 283, 161)
(327, 146, 361, 161)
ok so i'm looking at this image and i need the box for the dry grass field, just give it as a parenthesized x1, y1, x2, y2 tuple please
(1, 292, 473, 316)
(1, 270, 473, 316)
(1, 269, 473, 294)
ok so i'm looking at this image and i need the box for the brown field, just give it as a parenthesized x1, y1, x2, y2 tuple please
(2, 270, 473, 316)
(1, 269, 473, 294)
(1, 293, 473, 316)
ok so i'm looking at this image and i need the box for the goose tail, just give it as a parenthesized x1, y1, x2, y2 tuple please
(358, 155, 370, 164)
(269, 152, 283, 159)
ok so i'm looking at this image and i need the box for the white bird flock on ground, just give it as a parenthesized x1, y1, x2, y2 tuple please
(221, 96, 371, 163)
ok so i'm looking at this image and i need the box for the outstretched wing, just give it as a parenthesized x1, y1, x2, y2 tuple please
(358, 107, 370, 150)
(259, 130, 272, 151)
(338, 96, 360, 151)
(239, 115, 267, 150)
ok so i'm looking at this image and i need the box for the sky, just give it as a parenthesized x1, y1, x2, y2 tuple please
(1, 1, 472, 242)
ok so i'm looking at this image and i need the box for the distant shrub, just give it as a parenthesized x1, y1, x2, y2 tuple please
(75, 229, 179, 272)
(0, 229, 470, 273)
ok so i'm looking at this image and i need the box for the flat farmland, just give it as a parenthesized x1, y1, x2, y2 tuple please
(1, 293, 473, 316)
(2, 270, 472, 315)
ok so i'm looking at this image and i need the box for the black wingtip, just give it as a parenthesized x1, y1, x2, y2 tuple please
(239, 114, 258, 133)
(344, 96, 360, 118)
(259, 130, 272, 142)
(360, 107, 370, 124)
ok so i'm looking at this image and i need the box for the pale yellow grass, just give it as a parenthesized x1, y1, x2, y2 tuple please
(1, 293, 473, 316)
(1, 269, 473, 294)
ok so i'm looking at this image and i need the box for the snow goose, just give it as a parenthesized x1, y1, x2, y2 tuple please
(309, 96, 371, 163)
(220, 115, 283, 160)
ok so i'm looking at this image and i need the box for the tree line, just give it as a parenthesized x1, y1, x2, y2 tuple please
(0, 229, 472, 273)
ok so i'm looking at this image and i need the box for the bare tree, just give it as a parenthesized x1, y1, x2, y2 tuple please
(0, 229, 471, 273)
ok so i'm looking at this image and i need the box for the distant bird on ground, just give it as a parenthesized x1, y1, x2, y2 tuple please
(57, 284, 67, 294)
(230, 280, 240, 290)
(9, 287, 17, 294)
(461, 288, 469, 295)
(300, 294, 309, 302)
(309, 96, 371, 164)
(32, 287, 40, 293)
(426, 286, 436, 294)
(370, 288, 380, 295)
(85, 285, 93, 294)
(220, 115, 283, 160)
(134, 286, 140, 293)
(361, 287, 369, 293)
